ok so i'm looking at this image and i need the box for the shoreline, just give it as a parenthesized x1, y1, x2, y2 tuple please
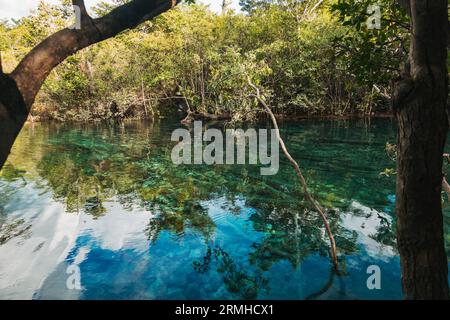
(25, 112, 394, 124)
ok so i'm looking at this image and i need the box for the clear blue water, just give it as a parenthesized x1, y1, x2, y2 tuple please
(0, 118, 448, 300)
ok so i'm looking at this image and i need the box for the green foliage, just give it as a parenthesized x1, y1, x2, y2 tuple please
(0, 0, 404, 120)
(331, 0, 409, 85)
(0, 163, 26, 182)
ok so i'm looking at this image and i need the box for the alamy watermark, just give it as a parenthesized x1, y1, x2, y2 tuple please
(66, 264, 82, 290)
(171, 121, 280, 176)
(367, 4, 381, 30)
(69, 5, 82, 30)
(366, 265, 381, 290)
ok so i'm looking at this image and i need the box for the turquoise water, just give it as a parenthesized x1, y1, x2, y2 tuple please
(0, 118, 448, 299)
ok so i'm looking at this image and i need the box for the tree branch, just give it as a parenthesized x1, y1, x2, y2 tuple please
(0, 0, 180, 171)
(72, 0, 93, 28)
(308, 0, 325, 15)
(11, 0, 180, 109)
(72, 0, 90, 17)
(248, 77, 339, 270)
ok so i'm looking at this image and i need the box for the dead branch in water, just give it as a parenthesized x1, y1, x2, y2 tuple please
(248, 77, 339, 270)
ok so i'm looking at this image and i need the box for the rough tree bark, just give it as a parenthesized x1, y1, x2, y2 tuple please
(393, 0, 449, 299)
(0, 0, 179, 169)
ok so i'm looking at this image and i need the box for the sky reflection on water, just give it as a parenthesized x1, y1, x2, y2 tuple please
(1, 118, 445, 299)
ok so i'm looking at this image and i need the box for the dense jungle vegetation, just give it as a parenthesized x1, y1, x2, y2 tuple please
(0, 0, 408, 121)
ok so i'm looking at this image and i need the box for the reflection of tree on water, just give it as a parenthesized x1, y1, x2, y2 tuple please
(193, 245, 269, 300)
(369, 212, 396, 247)
(0, 164, 31, 243)
(0, 163, 27, 183)
(0, 219, 32, 245)
(304, 267, 347, 300)
(0, 121, 402, 298)
(146, 200, 215, 242)
(36, 127, 152, 217)
(248, 205, 358, 272)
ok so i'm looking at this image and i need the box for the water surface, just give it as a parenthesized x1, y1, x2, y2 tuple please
(1, 118, 448, 300)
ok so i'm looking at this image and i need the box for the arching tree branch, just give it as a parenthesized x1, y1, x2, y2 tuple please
(11, 0, 180, 109)
(0, 0, 180, 170)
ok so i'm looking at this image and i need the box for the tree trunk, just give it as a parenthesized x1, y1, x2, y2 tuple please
(393, 0, 449, 299)
(0, 73, 28, 168)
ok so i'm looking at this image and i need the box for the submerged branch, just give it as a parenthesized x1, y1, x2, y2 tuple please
(248, 77, 339, 270)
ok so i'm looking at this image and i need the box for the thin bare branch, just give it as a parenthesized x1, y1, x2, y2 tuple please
(308, 0, 325, 15)
(247, 77, 339, 270)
